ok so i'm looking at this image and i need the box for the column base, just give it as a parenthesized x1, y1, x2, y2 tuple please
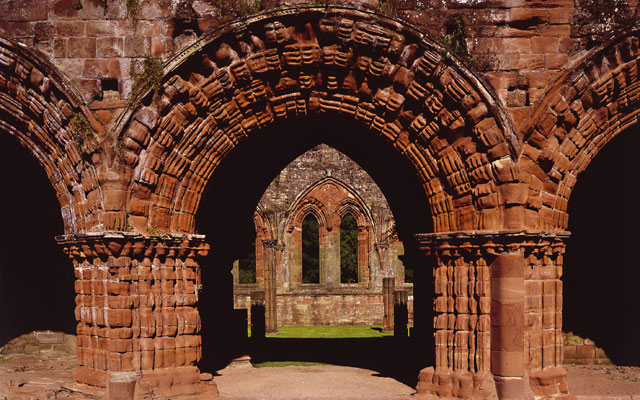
(528, 367, 576, 400)
(76, 366, 209, 399)
(416, 367, 493, 399)
(76, 366, 109, 388)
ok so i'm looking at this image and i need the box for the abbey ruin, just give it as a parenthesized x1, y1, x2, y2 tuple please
(0, 0, 638, 398)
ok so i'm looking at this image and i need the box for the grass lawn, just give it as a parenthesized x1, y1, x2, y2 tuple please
(248, 325, 411, 368)
(252, 360, 326, 367)
(260, 325, 394, 338)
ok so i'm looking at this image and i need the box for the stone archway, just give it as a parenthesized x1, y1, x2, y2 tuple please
(55, 5, 538, 399)
(515, 28, 640, 397)
(114, 5, 518, 236)
(0, 36, 104, 233)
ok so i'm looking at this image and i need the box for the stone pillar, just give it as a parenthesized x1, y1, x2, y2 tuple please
(255, 232, 266, 286)
(58, 233, 210, 399)
(262, 239, 281, 334)
(490, 253, 525, 399)
(382, 277, 395, 333)
(522, 234, 572, 399)
(394, 290, 408, 338)
(231, 259, 239, 285)
(414, 231, 572, 400)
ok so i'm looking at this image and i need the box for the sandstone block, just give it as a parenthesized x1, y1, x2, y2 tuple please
(97, 37, 124, 58)
(54, 21, 86, 37)
(491, 350, 525, 377)
(68, 37, 96, 58)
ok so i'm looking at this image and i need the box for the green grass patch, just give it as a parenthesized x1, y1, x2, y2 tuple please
(265, 325, 394, 339)
(252, 360, 325, 368)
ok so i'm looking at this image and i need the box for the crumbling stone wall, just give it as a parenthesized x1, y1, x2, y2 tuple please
(0, 331, 76, 356)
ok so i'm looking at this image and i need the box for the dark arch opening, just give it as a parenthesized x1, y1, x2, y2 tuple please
(339, 213, 358, 284)
(237, 234, 257, 284)
(302, 213, 320, 284)
(195, 114, 434, 385)
(564, 124, 640, 366)
(0, 133, 76, 348)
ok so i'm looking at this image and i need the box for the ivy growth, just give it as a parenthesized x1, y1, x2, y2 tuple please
(377, 0, 398, 18)
(71, 112, 93, 148)
(127, 55, 163, 108)
(127, 0, 140, 22)
(442, 16, 469, 61)
(210, 0, 261, 22)
(114, 137, 127, 162)
(575, 0, 636, 28)
(441, 16, 495, 72)
(148, 225, 169, 239)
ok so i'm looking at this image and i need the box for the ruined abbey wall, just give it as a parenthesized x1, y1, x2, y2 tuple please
(232, 144, 412, 327)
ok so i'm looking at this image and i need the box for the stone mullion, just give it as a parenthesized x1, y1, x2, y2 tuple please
(357, 227, 369, 286)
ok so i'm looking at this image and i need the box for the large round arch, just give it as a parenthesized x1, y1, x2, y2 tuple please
(113, 5, 518, 236)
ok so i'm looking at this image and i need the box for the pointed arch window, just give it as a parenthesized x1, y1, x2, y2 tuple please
(301, 214, 320, 283)
(340, 213, 359, 283)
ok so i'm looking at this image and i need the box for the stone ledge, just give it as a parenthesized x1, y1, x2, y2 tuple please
(414, 230, 571, 242)
(55, 231, 207, 242)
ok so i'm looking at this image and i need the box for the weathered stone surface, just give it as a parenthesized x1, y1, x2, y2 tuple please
(234, 145, 410, 327)
(1, 3, 639, 400)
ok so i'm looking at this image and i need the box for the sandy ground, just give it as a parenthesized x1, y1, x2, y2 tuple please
(0, 351, 639, 399)
(565, 365, 640, 397)
(0, 353, 103, 399)
(214, 362, 415, 399)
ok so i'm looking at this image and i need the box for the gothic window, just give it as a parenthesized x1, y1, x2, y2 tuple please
(340, 213, 359, 283)
(302, 214, 320, 283)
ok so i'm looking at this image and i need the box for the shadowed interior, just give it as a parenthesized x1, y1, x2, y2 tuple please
(195, 115, 434, 379)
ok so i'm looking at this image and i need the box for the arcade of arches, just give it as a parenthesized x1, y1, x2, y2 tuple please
(0, 0, 639, 398)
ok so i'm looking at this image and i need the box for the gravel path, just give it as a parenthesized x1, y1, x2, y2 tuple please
(214, 363, 415, 399)
(0, 351, 639, 399)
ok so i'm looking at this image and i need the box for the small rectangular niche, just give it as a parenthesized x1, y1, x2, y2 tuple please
(101, 78, 119, 101)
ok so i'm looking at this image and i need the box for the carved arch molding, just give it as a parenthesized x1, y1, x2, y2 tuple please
(521, 31, 640, 232)
(0, 37, 103, 234)
(118, 5, 519, 235)
(2, 9, 640, 238)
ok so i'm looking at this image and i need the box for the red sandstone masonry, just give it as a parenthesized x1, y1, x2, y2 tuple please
(59, 233, 209, 398)
(3, 2, 640, 400)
